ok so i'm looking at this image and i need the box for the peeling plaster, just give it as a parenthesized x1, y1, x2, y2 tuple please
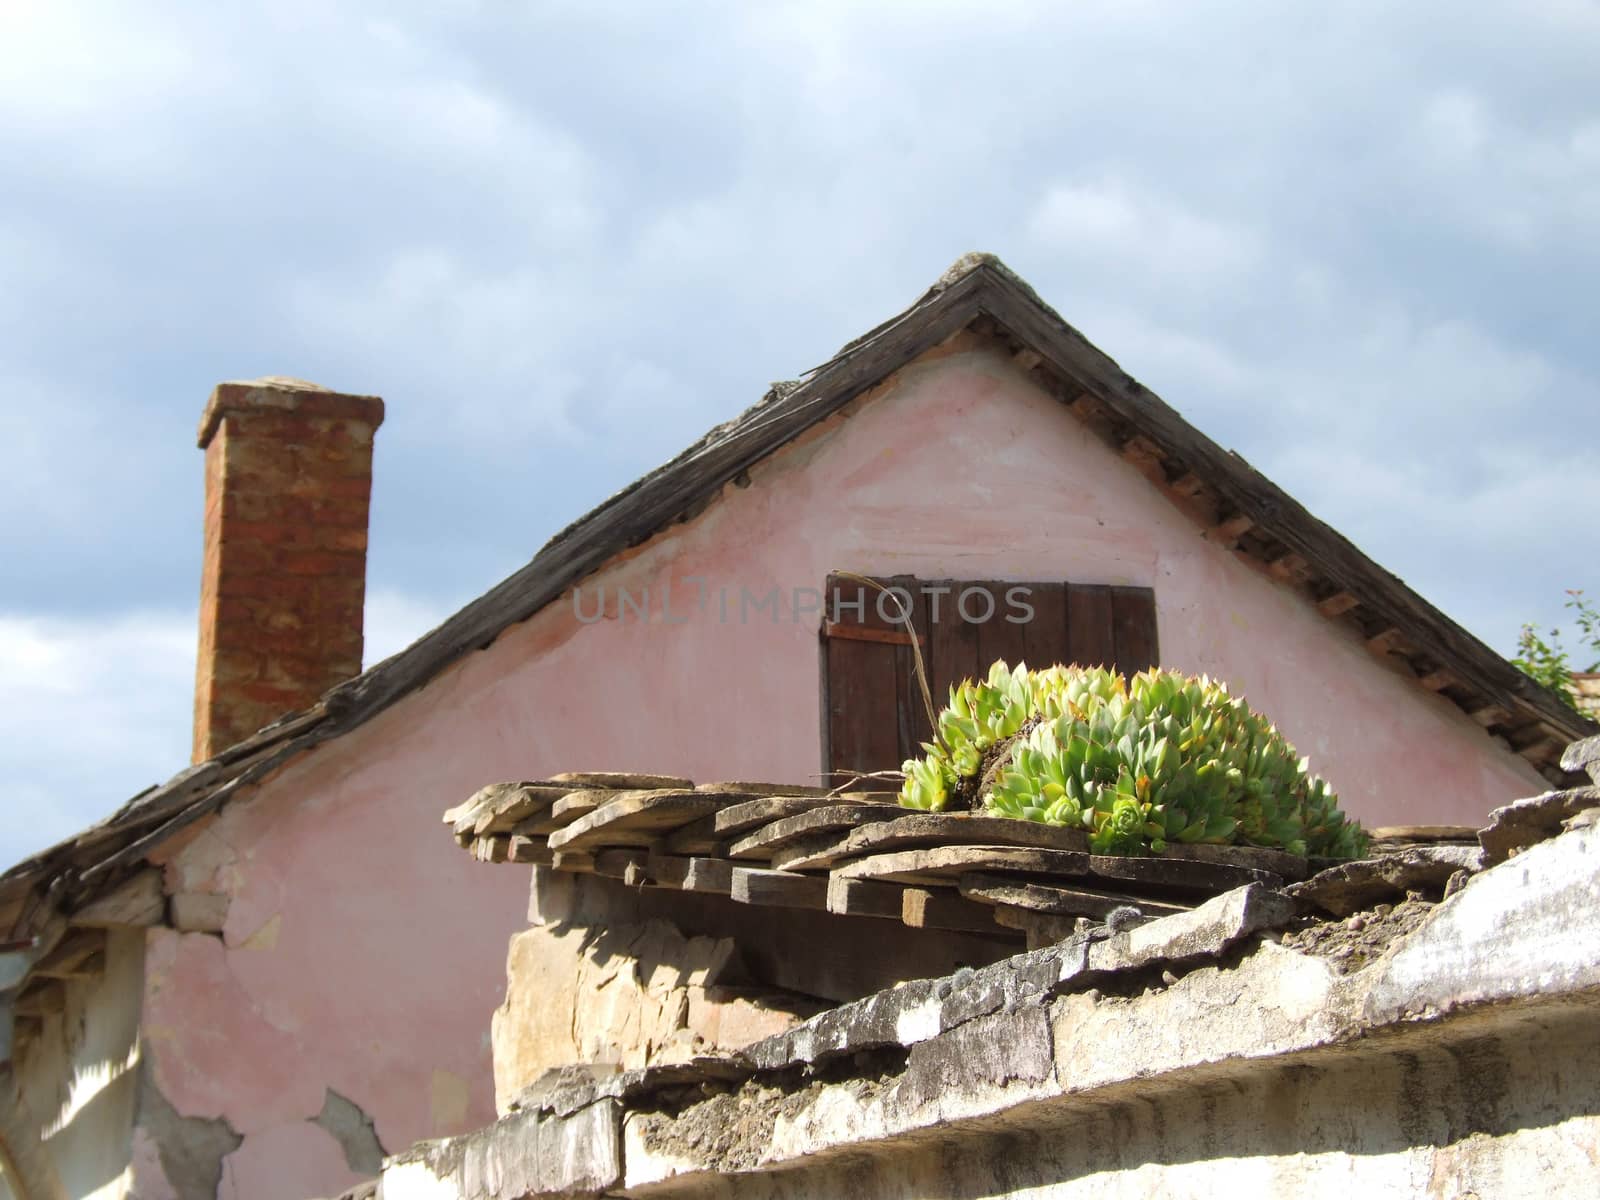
(237, 914, 280, 952)
(137, 1065, 242, 1200)
(311, 1088, 387, 1176)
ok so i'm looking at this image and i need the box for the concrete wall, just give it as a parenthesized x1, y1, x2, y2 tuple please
(9, 929, 144, 1200)
(130, 341, 1543, 1197)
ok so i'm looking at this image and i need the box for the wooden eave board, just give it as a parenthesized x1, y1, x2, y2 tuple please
(836, 813, 1090, 859)
(1150, 842, 1307, 881)
(469, 783, 570, 835)
(551, 772, 693, 789)
(832, 844, 1090, 886)
(728, 804, 905, 860)
(548, 790, 746, 852)
(958, 873, 1189, 920)
(1087, 853, 1281, 893)
(523, 789, 623, 835)
(645, 853, 736, 895)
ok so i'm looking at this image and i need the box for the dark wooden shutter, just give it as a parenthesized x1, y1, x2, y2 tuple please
(821, 574, 930, 780)
(821, 575, 1159, 779)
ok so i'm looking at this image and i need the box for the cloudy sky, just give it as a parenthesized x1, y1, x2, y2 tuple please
(2, 1, 1596, 864)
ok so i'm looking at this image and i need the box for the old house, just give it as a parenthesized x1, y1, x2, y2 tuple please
(0, 254, 1590, 1199)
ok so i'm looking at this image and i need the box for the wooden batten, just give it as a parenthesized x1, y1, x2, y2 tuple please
(1419, 668, 1458, 692)
(1012, 347, 1043, 371)
(1206, 514, 1255, 549)
(1267, 553, 1311, 584)
(1316, 591, 1360, 618)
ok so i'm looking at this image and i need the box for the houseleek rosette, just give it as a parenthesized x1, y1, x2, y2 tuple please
(898, 661, 1367, 860)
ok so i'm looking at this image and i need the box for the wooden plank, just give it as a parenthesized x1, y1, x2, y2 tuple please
(550, 772, 692, 789)
(33, 929, 107, 980)
(1155, 842, 1307, 881)
(551, 851, 594, 873)
(959, 873, 1189, 920)
(993, 908, 1092, 949)
(835, 813, 1089, 860)
(901, 887, 1006, 935)
(712, 796, 840, 838)
(770, 831, 856, 872)
(69, 868, 164, 928)
(467, 784, 569, 832)
(1088, 854, 1280, 893)
(549, 791, 738, 852)
(13, 979, 66, 1018)
(833, 844, 1090, 886)
(469, 836, 509, 863)
(928, 576, 982, 710)
(975, 581, 1026, 687)
(826, 876, 904, 920)
(824, 630, 901, 780)
(731, 867, 829, 911)
(1017, 582, 1069, 672)
(694, 782, 836, 797)
(523, 789, 618, 835)
(507, 836, 554, 866)
(823, 620, 921, 647)
(645, 853, 735, 894)
(594, 848, 651, 881)
(728, 804, 904, 860)
(1066, 584, 1115, 669)
(1317, 591, 1360, 618)
(1110, 586, 1160, 674)
(1369, 825, 1478, 844)
(889, 576, 934, 765)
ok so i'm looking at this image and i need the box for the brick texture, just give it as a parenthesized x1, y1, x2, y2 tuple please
(192, 378, 384, 762)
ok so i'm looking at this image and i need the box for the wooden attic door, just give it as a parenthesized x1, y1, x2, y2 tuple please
(821, 573, 1160, 781)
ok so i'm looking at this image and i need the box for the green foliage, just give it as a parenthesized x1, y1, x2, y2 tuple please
(898, 661, 1368, 860)
(1512, 589, 1600, 710)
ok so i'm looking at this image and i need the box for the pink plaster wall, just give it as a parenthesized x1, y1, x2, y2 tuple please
(135, 343, 1543, 1197)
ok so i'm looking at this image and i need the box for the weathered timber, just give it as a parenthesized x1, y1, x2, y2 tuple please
(593, 849, 651, 881)
(993, 906, 1088, 949)
(825, 876, 904, 920)
(900, 887, 1008, 935)
(469, 837, 509, 863)
(1369, 825, 1479, 845)
(549, 791, 742, 852)
(644, 853, 735, 895)
(1087, 853, 1280, 894)
(959, 873, 1188, 920)
(769, 833, 857, 873)
(507, 836, 554, 866)
(731, 868, 830, 911)
(33, 929, 107, 979)
(833, 845, 1090, 886)
(551, 852, 595, 874)
(713, 797, 840, 838)
(524, 789, 619, 835)
(693, 782, 836, 797)
(467, 783, 568, 836)
(13, 978, 65, 1017)
(728, 804, 904, 860)
(1153, 841, 1307, 881)
(68, 868, 165, 928)
(834, 813, 1089, 859)
(550, 772, 692, 789)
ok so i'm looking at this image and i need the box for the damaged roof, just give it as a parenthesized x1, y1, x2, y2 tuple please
(4, 253, 1592, 939)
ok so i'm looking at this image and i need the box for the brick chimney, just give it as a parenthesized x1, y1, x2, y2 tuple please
(193, 378, 385, 762)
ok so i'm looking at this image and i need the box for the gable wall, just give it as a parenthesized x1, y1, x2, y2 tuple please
(132, 342, 1543, 1196)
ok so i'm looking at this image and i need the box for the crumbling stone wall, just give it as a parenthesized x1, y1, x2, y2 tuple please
(493, 871, 822, 1112)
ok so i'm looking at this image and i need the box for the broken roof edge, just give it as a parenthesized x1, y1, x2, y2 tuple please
(385, 816, 1600, 1196)
(3, 252, 1589, 934)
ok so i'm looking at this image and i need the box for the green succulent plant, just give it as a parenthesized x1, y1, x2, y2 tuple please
(898, 661, 1367, 860)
